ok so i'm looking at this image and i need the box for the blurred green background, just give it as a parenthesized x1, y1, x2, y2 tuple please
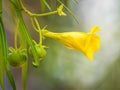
(3, 0, 120, 90)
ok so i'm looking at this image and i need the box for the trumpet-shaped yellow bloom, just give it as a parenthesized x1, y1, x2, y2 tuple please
(42, 26, 100, 60)
(57, 4, 67, 16)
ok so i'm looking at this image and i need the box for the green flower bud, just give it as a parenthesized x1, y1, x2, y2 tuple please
(7, 51, 27, 67)
(29, 45, 46, 59)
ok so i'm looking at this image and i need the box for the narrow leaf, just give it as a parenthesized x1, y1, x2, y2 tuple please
(0, 17, 16, 90)
(40, 0, 46, 12)
(0, 20, 5, 90)
(72, 0, 78, 4)
(41, 0, 52, 11)
(19, 20, 28, 90)
(0, 0, 4, 89)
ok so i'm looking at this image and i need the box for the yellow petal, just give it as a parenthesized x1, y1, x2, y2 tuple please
(85, 49, 94, 60)
(42, 25, 100, 60)
(85, 35, 100, 60)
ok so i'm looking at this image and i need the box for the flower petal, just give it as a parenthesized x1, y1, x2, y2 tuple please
(42, 25, 100, 60)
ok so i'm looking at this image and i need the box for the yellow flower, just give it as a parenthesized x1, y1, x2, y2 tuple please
(42, 26, 100, 60)
(57, 4, 67, 16)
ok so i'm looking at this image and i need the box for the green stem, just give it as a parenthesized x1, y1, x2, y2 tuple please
(31, 11, 57, 17)
(33, 17, 43, 46)
(14, 19, 20, 50)
(22, 59, 28, 90)
(33, 17, 41, 30)
(39, 31, 42, 46)
(19, 0, 57, 17)
(30, 17, 38, 32)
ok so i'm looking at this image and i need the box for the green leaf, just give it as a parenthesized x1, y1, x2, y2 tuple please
(5, 66, 16, 90)
(40, 0, 46, 12)
(72, 0, 78, 4)
(19, 19, 28, 90)
(0, 20, 5, 90)
(41, 0, 52, 11)
(0, 2, 4, 89)
(0, 17, 16, 90)
(0, 56, 4, 90)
